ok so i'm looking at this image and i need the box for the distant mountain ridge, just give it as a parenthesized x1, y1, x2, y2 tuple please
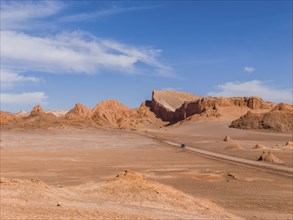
(1, 90, 291, 133)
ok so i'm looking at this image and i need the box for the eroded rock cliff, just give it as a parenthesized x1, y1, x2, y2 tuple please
(150, 91, 275, 123)
(229, 103, 293, 133)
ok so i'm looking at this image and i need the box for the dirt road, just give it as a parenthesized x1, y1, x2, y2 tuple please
(142, 132, 293, 177)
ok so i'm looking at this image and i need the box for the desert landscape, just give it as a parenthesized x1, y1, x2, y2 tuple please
(1, 90, 292, 219)
(1, 1, 292, 219)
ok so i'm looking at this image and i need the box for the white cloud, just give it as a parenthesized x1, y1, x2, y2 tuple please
(0, 92, 48, 105)
(244, 66, 255, 73)
(0, 1, 172, 112)
(1, 1, 172, 77)
(208, 80, 292, 104)
(1, 69, 40, 89)
(1, 31, 172, 76)
(1, 1, 64, 31)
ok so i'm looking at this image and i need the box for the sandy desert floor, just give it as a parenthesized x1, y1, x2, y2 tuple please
(0, 124, 292, 219)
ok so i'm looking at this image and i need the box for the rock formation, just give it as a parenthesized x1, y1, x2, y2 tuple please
(91, 100, 132, 127)
(229, 103, 293, 133)
(257, 151, 284, 164)
(62, 103, 96, 128)
(62, 100, 163, 129)
(0, 111, 23, 125)
(66, 103, 92, 118)
(1, 105, 58, 129)
(223, 136, 232, 142)
(1, 90, 287, 131)
(30, 105, 43, 116)
(91, 100, 162, 128)
(150, 90, 201, 122)
(150, 90, 274, 123)
(253, 144, 266, 149)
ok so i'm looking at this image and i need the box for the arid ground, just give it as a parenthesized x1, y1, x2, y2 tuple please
(1, 121, 292, 219)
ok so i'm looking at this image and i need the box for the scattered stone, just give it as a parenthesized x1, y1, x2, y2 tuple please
(253, 144, 266, 149)
(223, 136, 232, 142)
(257, 151, 284, 164)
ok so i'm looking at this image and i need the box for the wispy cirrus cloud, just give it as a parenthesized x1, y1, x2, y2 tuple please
(208, 80, 292, 103)
(1, 30, 172, 76)
(1, 1, 172, 76)
(59, 5, 157, 23)
(0, 0, 64, 31)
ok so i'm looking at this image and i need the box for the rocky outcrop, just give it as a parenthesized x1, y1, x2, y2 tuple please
(62, 103, 96, 128)
(0, 90, 281, 130)
(150, 90, 201, 122)
(229, 103, 293, 133)
(91, 100, 162, 128)
(257, 151, 284, 164)
(194, 96, 274, 111)
(30, 105, 43, 116)
(1, 105, 60, 129)
(29, 105, 57, 118)
(0, 111, 23, 125)
(150, 90, 275, 123)
(66, 103, 92, 118)
(91, 100, 132, 127)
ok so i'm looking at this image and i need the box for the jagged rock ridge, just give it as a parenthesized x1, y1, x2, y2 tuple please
(150, 90, 275, 123)
(2, 90, 287, 133)
(229, 103, 293, 133)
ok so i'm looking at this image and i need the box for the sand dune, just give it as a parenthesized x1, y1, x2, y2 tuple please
(0, 171, 239, 219)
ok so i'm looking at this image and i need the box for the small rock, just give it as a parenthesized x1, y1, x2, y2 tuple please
(223, 136, 232, 142)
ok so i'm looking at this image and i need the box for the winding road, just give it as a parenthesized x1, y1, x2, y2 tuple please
(141, 132, 293, 177)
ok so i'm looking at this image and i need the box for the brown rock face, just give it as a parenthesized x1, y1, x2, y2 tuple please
(0, 90, 281, 130)
(257, 151, 284, 164)
(223, 136, 232, 142)
(62, 103, 96, 128)
(196, 96, 274, 111)
(230, 103, 293, 133)
(0, 111, 23, 125)
(150, 90, 274, 123)
(91, 99, 132, 127)
(91, 100, 161, 129)
(150, 90, 201, 122)
(152, 90, 200, 111)
(66, 103, 91, 118)
(30, 105, 43, 116)
(3, 105, 59, 129)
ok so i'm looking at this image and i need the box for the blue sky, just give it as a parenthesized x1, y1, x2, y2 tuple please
(1, 0, 292, 112)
